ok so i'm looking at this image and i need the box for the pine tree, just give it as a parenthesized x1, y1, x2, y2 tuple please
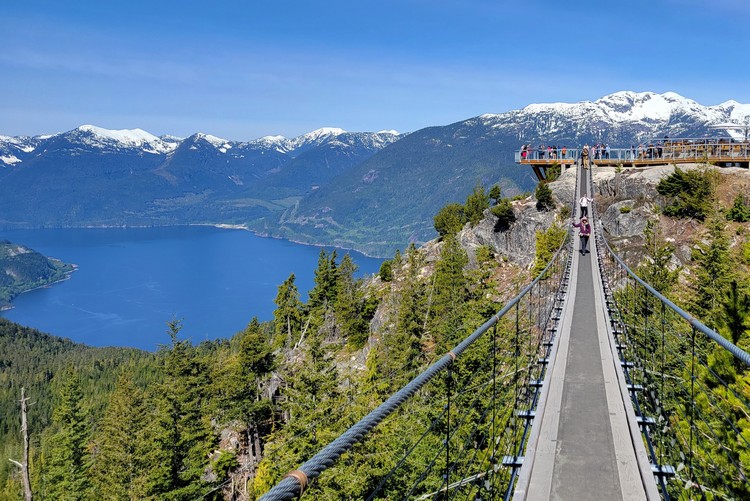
(256, 328, 342, 493)
(234, 318, 275, 481)
(89, 375, 148, 500)
(335, 254, 376, 348)
(308, 249, 339, 311)
(273, 273, 303, 348)
(429, 235, 469, 350)
(488, 184, 502, 204)
(143, 320, 217, 499)
(691, 209, 732, 326)
(465, 245, 500, 324)
(464, 183, 490, 226)
(637, 220, 680, 296)
(433, 203, 467, 237)
(44, 368, 90, 500)
(535, 182, 555, 211)
(395, 244, 428, 371)
(721, 280, 750, 346)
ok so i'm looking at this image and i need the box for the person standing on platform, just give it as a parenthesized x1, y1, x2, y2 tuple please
(579, 195, 593, 217)
(581, 144, 590, 169)
(572, 216, 591, 255)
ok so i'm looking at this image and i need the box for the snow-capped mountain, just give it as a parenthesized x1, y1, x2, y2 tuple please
(0, 122, 405, 234)
(0, 125, 402, 167)
(248, 127, 401, 157)
(479, 91, 750, 144)
(2, 91, 749, 256)
(46, 125, 180, 155)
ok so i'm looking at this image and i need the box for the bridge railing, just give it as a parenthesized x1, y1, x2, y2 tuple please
(515, 148, 580, 163)
(596, 228, 750, 501)
(259, 231, 574, 500)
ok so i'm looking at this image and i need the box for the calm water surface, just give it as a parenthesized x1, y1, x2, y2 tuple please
(0, 226, 383, 350)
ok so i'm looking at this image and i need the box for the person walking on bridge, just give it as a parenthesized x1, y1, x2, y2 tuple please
(572, 216, 591, 255)
(579, 195, 593, 217)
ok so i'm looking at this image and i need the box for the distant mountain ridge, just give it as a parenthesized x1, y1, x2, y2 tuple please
(0, 125, 402, 231)
(1, 91, 749, 256)
(257, 91, 750, 254)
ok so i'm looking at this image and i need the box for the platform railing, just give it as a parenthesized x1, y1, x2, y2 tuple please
(516, 139, 750, 164)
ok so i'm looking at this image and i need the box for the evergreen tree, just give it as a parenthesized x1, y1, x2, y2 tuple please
(488, 184, 502, 205)
(308, 249, 339, 311)
(464, 183, 490, 226)
(535, 182, 555, 211)
(44, 368, 90, 500)
(235, 318, 276, 481)
(637, 220, 680, 296)
(256, 328, 342, 492)
(391, 244, 428, 380)
(89, 375, 148, 500)
(691, 210, 732, 326)
(143, 320, 217, 499)
(720, 280, 750, 347)
(335, 254, 375, 348)
(657, 167, 716, 220)
(273, 273, 303, 348)
(465, 245, 500, 324)
(433, 203, 467, 237)
(727, 193, 750, 222)
(491, 198, 516, 231)
(378, 259, 394, 282)
(531, 224, 566, 277)
(429, 235, 469, 350)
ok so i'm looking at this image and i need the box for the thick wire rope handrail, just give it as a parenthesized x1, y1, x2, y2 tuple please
(598, 231, 750, 368)
(596, 207, 750, 499)
(258, 233, 572, 501)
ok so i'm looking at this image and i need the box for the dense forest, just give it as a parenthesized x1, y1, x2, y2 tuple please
(0, 241, 75, 307)
(1, 170, 749, 500)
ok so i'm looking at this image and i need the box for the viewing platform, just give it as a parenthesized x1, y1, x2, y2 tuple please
(516, 138, 750, 181)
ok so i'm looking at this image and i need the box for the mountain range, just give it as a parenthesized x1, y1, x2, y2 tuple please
(2, 91, 749, 256)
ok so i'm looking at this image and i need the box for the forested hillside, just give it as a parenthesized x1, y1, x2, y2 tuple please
(0, 241, 74, 307)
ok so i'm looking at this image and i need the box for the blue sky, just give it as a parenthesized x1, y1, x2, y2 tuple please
(2, 0, 749, 140)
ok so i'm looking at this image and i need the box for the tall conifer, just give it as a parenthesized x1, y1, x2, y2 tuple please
(273, 274, 303, 348)
(44, 368, 90, 500)
(89, 375, 148, 500)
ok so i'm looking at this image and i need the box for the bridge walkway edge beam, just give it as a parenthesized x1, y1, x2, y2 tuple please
(590, 228, 660, 501)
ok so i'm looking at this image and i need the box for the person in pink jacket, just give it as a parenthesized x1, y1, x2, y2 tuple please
(572, 216, 591, 255)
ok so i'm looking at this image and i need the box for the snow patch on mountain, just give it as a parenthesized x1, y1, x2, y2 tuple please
(70, 125, 179, 154)
(194, 133, 231, 149)
(1, 155, 21, 165)
(252, 135, 292, 153)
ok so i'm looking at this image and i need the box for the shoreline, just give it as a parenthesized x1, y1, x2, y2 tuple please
(0, 222, 393, 259)
(195, 223, 390, 259)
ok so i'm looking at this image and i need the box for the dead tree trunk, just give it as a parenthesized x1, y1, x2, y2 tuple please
(9, 387, 33, 501)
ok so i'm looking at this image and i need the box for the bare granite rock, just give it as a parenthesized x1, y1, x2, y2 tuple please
(600, 200, 654, 238)
(458, 197, 558, 269)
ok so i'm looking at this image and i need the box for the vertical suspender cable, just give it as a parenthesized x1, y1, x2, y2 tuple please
(446, 363, 452, 494)
(491, 323, 497, 499)
(689, 325, 696, 490)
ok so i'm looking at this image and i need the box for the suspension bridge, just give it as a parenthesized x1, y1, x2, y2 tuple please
(258, 160, 750, 500)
